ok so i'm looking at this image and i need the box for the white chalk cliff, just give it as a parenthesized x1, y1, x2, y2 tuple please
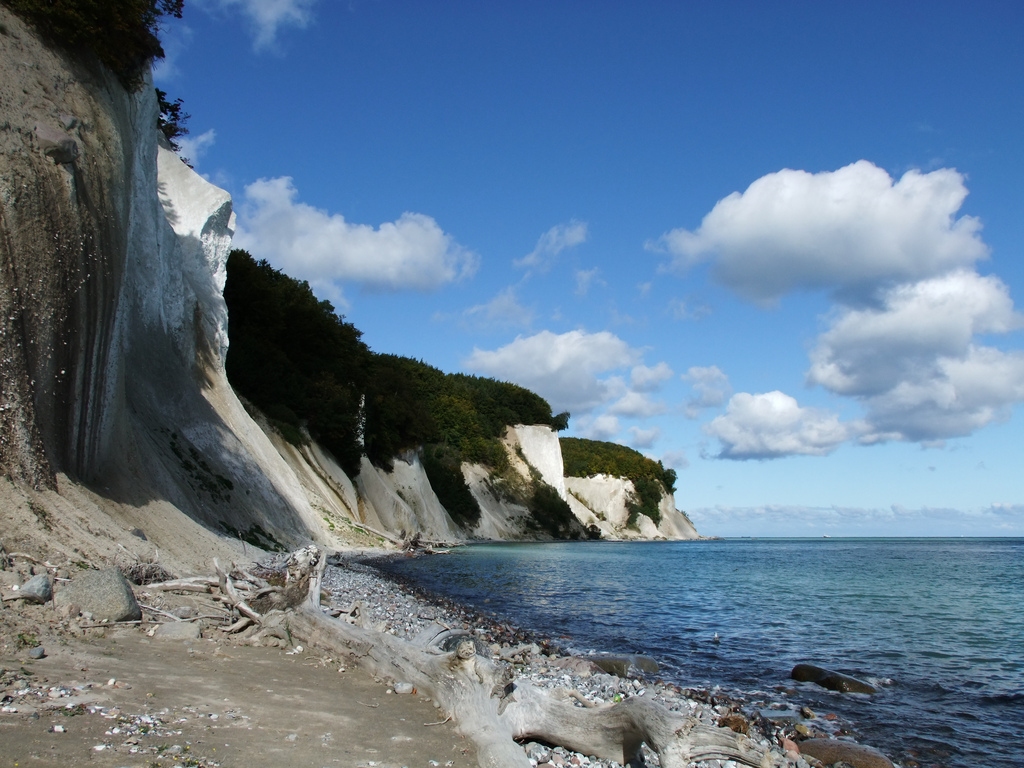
(0, 8, 697, 566)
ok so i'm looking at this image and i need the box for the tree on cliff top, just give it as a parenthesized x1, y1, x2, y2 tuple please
(560, 437, 677, 527)
(7, 0, 183, 87)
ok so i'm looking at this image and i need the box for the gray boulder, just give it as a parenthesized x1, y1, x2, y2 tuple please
(19, 573, 52, 604)
(34, 122, 79, 164)
(55, 569, 141, 622)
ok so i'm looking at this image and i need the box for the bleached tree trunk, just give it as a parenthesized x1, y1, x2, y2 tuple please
(286, 547, 775, 768)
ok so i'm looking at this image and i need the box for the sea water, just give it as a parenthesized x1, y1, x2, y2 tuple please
(381, 538, 1024, 768)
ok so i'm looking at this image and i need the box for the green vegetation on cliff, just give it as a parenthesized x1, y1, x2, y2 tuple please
(560, 437, 677, 527)
(224, 250, 568, 535)
(7, 0, 183, 87)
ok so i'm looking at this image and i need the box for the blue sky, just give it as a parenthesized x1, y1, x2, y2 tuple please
(156, 1, 1024, 537)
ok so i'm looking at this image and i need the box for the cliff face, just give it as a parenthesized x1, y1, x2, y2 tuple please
(0, 7, 332, 565)
(1, 8, 137, 485)
(0, 9, 696, 569)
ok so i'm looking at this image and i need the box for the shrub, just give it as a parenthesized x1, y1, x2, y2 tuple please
(528, 483, 582, 539)
(7, 0, 184, 88)
(420, 445, 481, 531)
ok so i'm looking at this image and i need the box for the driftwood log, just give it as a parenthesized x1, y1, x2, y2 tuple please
(285, 546, 778, 768)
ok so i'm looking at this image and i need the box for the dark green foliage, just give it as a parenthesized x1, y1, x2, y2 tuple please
(7, 0, 184, 88)
(156, 87, 189, 151)
(224, 250, 562, 493)
(561, 437, 676, 528)
(420, 445, 481, 530)
(527, 483, 583, 539)
(627, 476, 663, 527)
(362, 356, 559, 472)
(561, 437, 677, 492)
(224, 250, 368, 476)
(551, 411, 571, 431)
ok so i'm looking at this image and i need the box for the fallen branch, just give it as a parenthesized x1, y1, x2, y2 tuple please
(224, 616, 254, 634)
(139, 604, 183, 622)
(214, 559, 262, 623)
(7, 552, 45, 565)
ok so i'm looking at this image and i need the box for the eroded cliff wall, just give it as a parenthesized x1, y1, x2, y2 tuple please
(0, 9, 695, 566)
(1, 8, 136, 485)
(0, 9, 342, 566)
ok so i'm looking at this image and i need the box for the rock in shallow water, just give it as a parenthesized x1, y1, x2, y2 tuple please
(591, 653, 659, 677)
(791, 663, 877, 694)
(798, 738, 894, 768)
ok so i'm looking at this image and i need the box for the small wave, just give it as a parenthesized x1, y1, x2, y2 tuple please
(978, 691, 1024, 705)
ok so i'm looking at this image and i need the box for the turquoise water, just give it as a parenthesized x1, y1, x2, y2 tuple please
(381, 538, 1024, 768)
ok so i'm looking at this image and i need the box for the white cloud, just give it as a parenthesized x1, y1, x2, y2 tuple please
(657, 161, 1024, 448)
(653, 161, 988, 302)
(628, 426, 661, 449)
(609, 391, 667, 418)
(464, 329, 639, 414)
(579, 414, 621, 441)
(575, 268, 602, 296)
(199, 0, 318, 50)
(682, 365, 732, 418)
(175, 129, 216, 167)
(809, 270, 1024, 442)
(688, 503, 1024, 537)
(515, 220, 588, 271)
(630, 362, 674, 392)
(463, 286, 534, 330)
(705, 391, 852, 459)
(234, 177, 478, 294)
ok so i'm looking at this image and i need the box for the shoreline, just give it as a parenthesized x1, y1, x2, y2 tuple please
(336, 550, 892, 768)
(1, 547, 896, 768)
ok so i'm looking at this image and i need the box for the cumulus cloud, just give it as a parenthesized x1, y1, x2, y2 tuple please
(463, 286, 534, 330)
(682, 366, 732, 418)
(175, 129, 216, 167)
(608, 391, 667, 418)
(653, 161, 988, 302)
(199, 0, 318, 50)
(705, 391, 852, 459)
(630, 362, 674, 392)
(656, 160, 1024, 449)
(234, 177, 477, 294)
(809, 270, 1024, 442)
(515, 220, 588, 271)
(464, 329, 640, 414)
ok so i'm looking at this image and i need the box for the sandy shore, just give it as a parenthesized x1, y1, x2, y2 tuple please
(2, 550, 888, 768)
(1, 629, 474, 768)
